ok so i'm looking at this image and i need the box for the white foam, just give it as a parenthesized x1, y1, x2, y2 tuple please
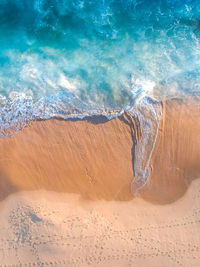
(58, 73, 76, 92)
(130, 96, 162, 192)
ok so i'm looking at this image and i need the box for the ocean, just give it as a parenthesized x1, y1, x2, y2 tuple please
(0, 0, 200, 133)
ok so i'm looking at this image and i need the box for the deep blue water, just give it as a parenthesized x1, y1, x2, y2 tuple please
(1, 0, 200, 132)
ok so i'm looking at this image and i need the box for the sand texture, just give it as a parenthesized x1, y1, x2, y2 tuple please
(0, 97, 200, 266)
(0, 184, 199, 267)
(0, 113, 136, 201)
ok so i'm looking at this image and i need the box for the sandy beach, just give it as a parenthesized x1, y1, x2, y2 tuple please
(0, 97, 200, 266)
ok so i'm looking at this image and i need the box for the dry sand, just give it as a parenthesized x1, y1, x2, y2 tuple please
(0, 96, 200, 266)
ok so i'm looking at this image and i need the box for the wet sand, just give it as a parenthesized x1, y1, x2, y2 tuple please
(0, 96, 200, 266)
(140, 97, 200, 204)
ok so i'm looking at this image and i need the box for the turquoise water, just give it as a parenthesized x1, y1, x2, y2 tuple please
(0, 0, 200, 132)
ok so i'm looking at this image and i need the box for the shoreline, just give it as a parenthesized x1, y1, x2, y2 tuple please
(0, 95, 158, 139)
(0, 96, 200, 204)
